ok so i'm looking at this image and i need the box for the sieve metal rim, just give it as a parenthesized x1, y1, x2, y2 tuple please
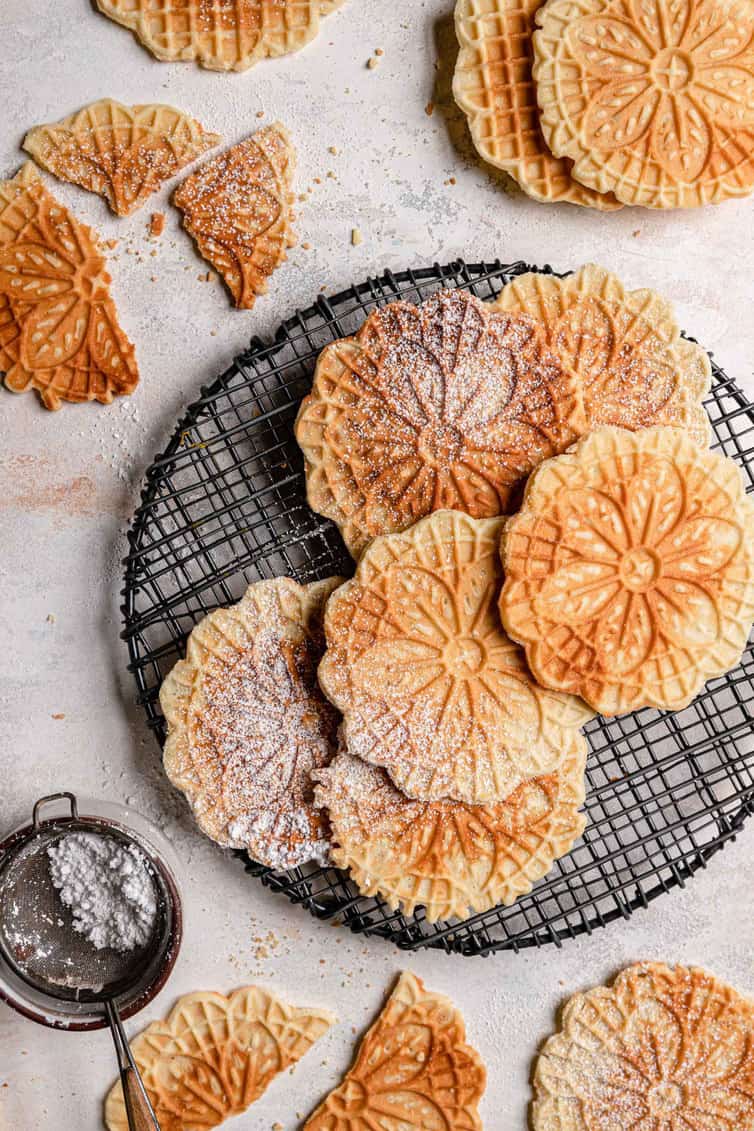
(0, 794, 183, 1032)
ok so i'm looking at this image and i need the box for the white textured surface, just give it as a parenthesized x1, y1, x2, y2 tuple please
(2, 1, 754, 1128)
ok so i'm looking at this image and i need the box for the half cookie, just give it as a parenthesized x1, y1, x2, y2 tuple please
(533, 963, 754, 1130)
(495, 264, 712, 445)
(173, 123, 296, 310)
(104, 987, 335, 1131)
(315, 744, 587, 921)
(318, 510, 592, 804)
(295, 288, 578, 557)
(96, 0, 343, 71)
(533, 0, 754, 208)
(453, 0, 619, 209)
(0, 164, 138, 410)
(303, 972, 486, 1130)
(500, 426, 754, 715)
(23, 100, 220, 217)
(160, 577, 342, 870)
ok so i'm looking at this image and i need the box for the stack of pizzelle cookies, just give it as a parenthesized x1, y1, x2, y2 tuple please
(160, 263, 754, 926)
(453, 0, 754, 209)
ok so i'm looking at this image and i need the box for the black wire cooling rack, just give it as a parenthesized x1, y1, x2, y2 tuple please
(122, 258, 754, 956)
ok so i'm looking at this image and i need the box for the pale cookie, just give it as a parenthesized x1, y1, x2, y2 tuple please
(318, 510, 592, 804)
(500, 426, 754, 715)
(0, 164, 138, 410)
(533, 0, 754, 208)
(295, 288, 578, 558)
(161, 577, 342, 870)
(104, 986, 335, 1131)
(533, 963, 754, 1130)
(453, 0, 620, 209)
(23, 100, 220, 217)
(315, 743, 587, 921)
(495, 264, 712, 445)
(173, 123, 296, 310)
(303, 972, 486, 1131)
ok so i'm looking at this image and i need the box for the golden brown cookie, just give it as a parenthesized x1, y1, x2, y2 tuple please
(104, 986, 335, 1131)
(161, 577, 342, 870)
(319, 510, 592, 804)
(96, 0, 344, 71)
(23, 100, 220, 217)
(495, 264, 712, 445)
(533, 0, 754, 208)
(453, 0, 620, 209)
(0, 164, 138, 410)
(173, 123, 296, 310)
(315, 743, 587, 921)
(295, 288, 578, 557)
(533, 963, 754, 1130)
(303, 972, 486, 1131)
(500, 426, 754, 715)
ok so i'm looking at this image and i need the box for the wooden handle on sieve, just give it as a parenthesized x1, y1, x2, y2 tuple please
(121, 1066, 160, 1131)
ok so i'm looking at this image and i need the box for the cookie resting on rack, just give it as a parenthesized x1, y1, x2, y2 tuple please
(315, 741, 587, 922)
(318, 510, 592, 805)
(0, 164, 138, 410)
(532, 963, 754, 1130)
(295, 287, 578, 557)
(104, 986, 335, 1131)
(303, 972, 486, 1131)
(500, 426, 754, 715)
(160, 577, 342, 870)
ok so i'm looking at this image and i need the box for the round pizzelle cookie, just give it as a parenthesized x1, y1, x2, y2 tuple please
(532, 963, 754, 1130)
(295, 288, 579, 558)
(303, 971, 486, 1131)
(532, 0, 754, 209)
(452, 0, 620, 209)
(160, 576, 342, 870)
(104, 986, 335, 1131)
(315, 743, 587, 922)
(23, 99, 220, 217)
(318, 510, 592, 804)
(495, 264, 712, 445)
(500, 426, 754, 715)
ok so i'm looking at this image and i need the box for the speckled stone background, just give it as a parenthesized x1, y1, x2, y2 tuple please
(2, 2, 754, 1128)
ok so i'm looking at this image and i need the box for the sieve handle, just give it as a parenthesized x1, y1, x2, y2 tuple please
(105, 1000, 160, 1131)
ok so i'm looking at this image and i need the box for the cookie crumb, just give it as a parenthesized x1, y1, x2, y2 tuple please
(328, 146, 339, 155)
(367, 56, 379, 69)
(425, 101, 435, 116)
(149, 212, 165, 238)
(52, 713, 65, 720)
(105, 238, 119, 250)
(351, 227, 363, 246)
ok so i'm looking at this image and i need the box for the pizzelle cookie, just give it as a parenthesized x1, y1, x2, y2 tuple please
(500, 426, 754, 715)
(452, 0, 620, 209)
(303, 972, 486, 1131)
(495, 265, 712, 445)
(161, 577, 342, 870)
(0, 164, 138, 410)
(23, 100, 220, 217)
(97, 0, 344, 71)
(173, 123, 296, 310)
(315, 743, 587, 921)
(104, 986, 335, 1131)
(295, 288, 578, 558)
(319, 511, 592, 804)
(532, 963, 754, 1130)
(533, 0, 754, 208)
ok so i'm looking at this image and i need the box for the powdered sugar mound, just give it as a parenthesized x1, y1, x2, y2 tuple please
(47, 833, 157, 952)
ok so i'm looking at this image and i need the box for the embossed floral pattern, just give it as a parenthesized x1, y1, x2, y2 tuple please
(533, 963, 754, 1131)
(319, 511, 592, 804)
(296, 288, 578, 557)
(0, 164, 138, 410)
(304, 972, 486, 1131)
(534, 0, 754, 207)
(501, 426, 754, 714)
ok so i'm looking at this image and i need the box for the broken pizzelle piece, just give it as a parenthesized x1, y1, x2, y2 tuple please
(0, 163, 139, 410)
(303, 971, 486, 1130)
(173, 123, 296, 310)
(23, 99, 221, 217)
(104, 986, 336, 1131)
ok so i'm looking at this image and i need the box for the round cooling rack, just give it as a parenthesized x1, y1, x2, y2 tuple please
(122, 258, 754, 956)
